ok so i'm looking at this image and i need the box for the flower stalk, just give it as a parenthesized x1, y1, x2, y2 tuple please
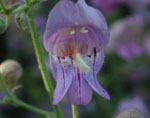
(0, 73, 14, 98)
(24, 0, 63, 117)
(72, 105, 79, 118)
(0, 73, 56, 118)
(13, 98, 56, 118)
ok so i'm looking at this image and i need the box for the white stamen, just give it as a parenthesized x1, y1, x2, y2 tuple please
(70, 30, 75, 35)
(75, 53, 91, 73)
(80, 27, 88, 33)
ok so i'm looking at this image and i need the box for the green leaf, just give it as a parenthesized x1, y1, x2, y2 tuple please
(0, 18, 7, 34)
(7, 3, 20, 14)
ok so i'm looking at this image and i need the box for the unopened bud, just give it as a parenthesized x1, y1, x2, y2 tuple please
(115, 109, 144, 118)
(0, 60, 22, 90)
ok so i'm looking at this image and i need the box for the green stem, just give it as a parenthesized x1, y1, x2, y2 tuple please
(24, 0, 53, 96)
(0, 0, 6, 12)
(72, 105, 79, 118)
(0, 100, 6, 104)
(0, 73, 14, 98)
(5, 15, 10, 26)
(24, 0, 63, 118)
(0, 74, 56, 118)
(13, 98, 56, 118)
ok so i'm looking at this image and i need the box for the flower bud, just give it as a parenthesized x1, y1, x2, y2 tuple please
(0, 60, 22, 90)
(115, 109, 144, 118)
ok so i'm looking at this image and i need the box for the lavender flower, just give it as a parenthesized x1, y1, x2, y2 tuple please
(92, 0, 119, 13)
(43, 0, 110, 105)
(144, 34, 150, 56)
(115, 41, 143, 60)
(34, 15, 45, 38)
(115, 109, 144, 118)
(35, 15, 44, 30)
(107, 15, 144, 61)
(116, 97, 148, 118)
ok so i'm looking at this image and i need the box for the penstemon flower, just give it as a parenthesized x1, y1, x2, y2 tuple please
(115, 97, 148, 118)
(144, 34, 150, 56)
(43, 0, 110, 105)
(107, 15, 144, 61)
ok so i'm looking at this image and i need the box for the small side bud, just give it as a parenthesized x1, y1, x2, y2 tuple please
(115, 109, 144, 118)
(0, 60, 23, 90)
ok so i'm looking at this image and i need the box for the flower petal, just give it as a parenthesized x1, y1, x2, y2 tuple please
(93, 50, 105, 73)
(85, 51, 110, 100)
(50, 55, 73, 104)
(69, 69, 93, 105)
(85, 74, 110, 100)
(76, 0, 110, 46)
(44, 0, 110, 51)
(116, 41, 143, 60)
(44, 0, 80, 51)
